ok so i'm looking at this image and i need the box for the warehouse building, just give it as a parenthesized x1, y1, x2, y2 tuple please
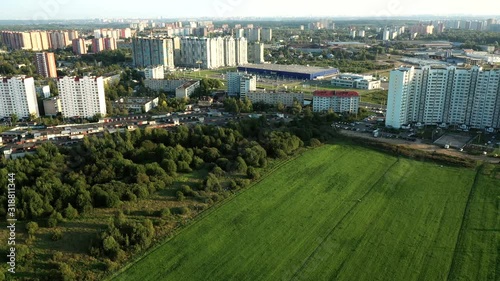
(237, 64, 339, 80)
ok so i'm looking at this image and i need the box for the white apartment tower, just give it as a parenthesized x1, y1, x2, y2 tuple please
(235, 38, 248, 65)
(223, 37, 236, 67)
(0, 76, 39, 118)
(210, 37, 225, 69)
(57, 76, 107, 118)
(386, 66, 500, 129)
(180, 36, 247, 69)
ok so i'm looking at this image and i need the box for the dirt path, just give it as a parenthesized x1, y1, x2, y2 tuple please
(339, 130, 500, 164)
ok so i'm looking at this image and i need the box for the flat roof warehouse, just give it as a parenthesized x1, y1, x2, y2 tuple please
(237, 64, 339, 80)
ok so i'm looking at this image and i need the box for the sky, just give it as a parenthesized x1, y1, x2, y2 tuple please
(0, 0, 499, 20)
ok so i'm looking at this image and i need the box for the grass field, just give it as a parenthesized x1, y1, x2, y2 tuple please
(112, 145, 499, 281)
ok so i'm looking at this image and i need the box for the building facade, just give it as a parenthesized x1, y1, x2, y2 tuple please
(0, 76, 39, 118)
(249, 42, 265, 64)
(57, 76, 107, 118)
(227, 72, 257, 97)
(132, 37, 175, 70)
(43, 97, 62, 116)
(176, 81, 201, 99)
(34, 52, 57, 78)
(72, 39, 87, 55)
(144, 65, 165, 80)
(331, 73, 381, 90)
(313, 90, 360, 114)
(246, 91, 304, 107)
(386, 66, 500, 129)
(235, 37, 248, 65)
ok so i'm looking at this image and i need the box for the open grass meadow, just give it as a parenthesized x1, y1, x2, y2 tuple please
(112, 145, 499, 281)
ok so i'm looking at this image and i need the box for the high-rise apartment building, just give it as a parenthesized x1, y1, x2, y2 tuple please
(92, 38, 105, 53)
(262, 28, 273, 42)
(57, 76, 107, 118)
(0, 76, 39, 118)
(223, 37, 236, 67)
(235, 38, 248, 66)
(34, 52, 57, 78)
(386, 66, 500, 129)
(72, 39, 87, 55)
(132, 37, 175, 70)
(246, 28, 261, 42)
(249, 42, 264, 64)
(104, 38, 117, 51)
(180, 37, 211, 69)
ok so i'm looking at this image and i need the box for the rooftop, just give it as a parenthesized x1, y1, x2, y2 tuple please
(313, 90, 360, 98)
(239, 64, 338, 74)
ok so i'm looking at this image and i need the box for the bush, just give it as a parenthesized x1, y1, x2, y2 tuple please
(51, 229, 63, 241)
(309, 138, 322, 147)
(247, 167, 261, 180)
(47, 211, 64, 228)
(177, 161, 192, 173)
(158, 208, 171, 218)
(64, 204, 78, 220)
(180, 185, 194, 196)
(176, 191, 185, 201)
(26, 222, 39, 238)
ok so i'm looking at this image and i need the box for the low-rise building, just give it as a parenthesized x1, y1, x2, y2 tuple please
(144, 65, 165, 80)
(176, 81, 201, 99)
(198, 96, 214, 107)
(332, 73, 381, 90)
(313, 90, 360, 114)
(246, 90, 305, 107)
(43, 97, 62, 116)
(112, 97, 159, 113)
(144, 79, 188, 92)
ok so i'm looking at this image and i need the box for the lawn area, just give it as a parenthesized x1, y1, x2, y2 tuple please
(111, 145, 498, 281)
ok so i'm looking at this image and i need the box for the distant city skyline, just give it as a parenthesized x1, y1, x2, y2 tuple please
(0, 0, 499, 20)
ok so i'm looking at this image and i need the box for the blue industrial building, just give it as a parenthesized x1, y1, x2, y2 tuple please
(237, 64, 339, 80)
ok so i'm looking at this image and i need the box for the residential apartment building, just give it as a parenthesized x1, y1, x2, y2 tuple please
(227, 72, 257, 97)
(313, 90, 360, 114)
(0, 76, 40, 118)
(144, 79, 188, 92)
(235, 38, 248, 65)
(249, 42, 265, 64)
(262, 28, 273, 42)
(386, 66, 500, 129)
(132, 37, 175, 70)
(331, 73, 381, 90)
(144, 65, 165, 80)
(34, 52, 57, 78)
(92, 38, 105, 53)
(72, 38, 87, 55)
(223, 37, 236, 67)
(112, 97, 159, 113)
(176, 81, 201, 99)
(246, 28, 261, 43)
(180, 37, 211, 69)
(1, 30, 74, 51)
(180, 36, 247, 69)
(246, 91, 305, 107)
(57, 76, 107, 118)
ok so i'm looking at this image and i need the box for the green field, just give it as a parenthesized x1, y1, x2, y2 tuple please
(112, 145, 499, 281)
